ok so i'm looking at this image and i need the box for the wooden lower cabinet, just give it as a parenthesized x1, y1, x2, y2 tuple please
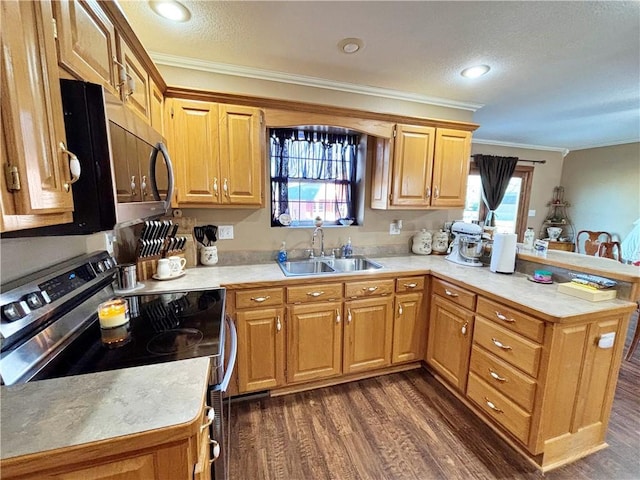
(392, 291, 427, 363)
(287, 301, 342, 383)
(344, 296, 394, 374)
(426, 293, 474, 393)
(236, 307, 286, 392)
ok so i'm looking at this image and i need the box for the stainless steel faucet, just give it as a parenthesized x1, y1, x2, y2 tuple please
(312, 227, 324, 258)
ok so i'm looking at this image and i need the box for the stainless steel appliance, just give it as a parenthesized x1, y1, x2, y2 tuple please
(445, 221, 486, 267)
(0, 252, 235, 480)
(4, 79, 175, 237)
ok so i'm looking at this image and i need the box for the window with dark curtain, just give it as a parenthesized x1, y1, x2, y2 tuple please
(270, 128, 359, 227)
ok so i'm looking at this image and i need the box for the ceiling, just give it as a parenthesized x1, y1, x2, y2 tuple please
(118, 1, 640, 153)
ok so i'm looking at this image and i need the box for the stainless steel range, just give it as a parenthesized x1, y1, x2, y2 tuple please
(0, 251, 236, 480)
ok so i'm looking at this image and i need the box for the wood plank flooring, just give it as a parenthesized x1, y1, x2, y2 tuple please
(228, 314, 640, 480)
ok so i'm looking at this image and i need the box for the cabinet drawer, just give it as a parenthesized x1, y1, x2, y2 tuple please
(287, 283, 343, 304)
(235, 288, 284, 309)
(469, 345, 537, 412)
(467, 372, 531, 445)
(432, 278, 476, 310)
(396, 276, 425, 293)
(345, 279, 394, 298)
(476, 297, 544, 343)
(474, 317, 542, 378)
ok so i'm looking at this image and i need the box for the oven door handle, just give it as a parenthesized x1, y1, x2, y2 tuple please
(215, 314, 237, 394)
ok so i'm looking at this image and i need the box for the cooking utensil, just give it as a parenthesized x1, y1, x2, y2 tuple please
(204, 225, 218, 246)
(194, 226, 206, 247)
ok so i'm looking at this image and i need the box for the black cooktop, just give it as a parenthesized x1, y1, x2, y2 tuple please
(33, 289, 225, 381)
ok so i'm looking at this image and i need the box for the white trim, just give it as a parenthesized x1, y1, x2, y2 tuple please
(566, 138, 640, 152)
(151, 52, 484, 112)
(472, 138, 570, 157)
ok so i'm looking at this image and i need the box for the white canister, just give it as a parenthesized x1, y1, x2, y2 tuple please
(412, 229, 432, 255)
(200, 246, 218, 266)
(432, 230, 450, 254)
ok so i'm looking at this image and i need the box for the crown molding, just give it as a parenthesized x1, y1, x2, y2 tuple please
(150, 52, 484, 112)
(568, 138, 640, 152)
(472, 138, 570, 157)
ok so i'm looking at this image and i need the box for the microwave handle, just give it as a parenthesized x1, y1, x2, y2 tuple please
(149, 142, 175, 211)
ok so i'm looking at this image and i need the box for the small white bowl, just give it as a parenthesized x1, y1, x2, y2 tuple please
(339, 218, 354, 226)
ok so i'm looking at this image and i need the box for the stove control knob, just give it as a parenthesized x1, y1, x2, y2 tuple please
(24, 291, 50, 309)
(2, 301, 31, 322)
(96, 261, 106, 273)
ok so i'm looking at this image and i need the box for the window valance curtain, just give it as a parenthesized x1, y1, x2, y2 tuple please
(473, 154, 519, 227)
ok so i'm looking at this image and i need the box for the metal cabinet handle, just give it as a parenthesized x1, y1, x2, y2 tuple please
(347, 308, 352, 324)
(484, 397, 504, 413)
(276, 316, 281, 332)
(130, 175, 136, 194)
(213, 177, 218, 197)
(363, 286, 378, 293)
(398, 303, 403, 316)
(141, 175, 147, 197)
(425, 187, 431, 199)
(488, 369, 508, 382)
(336, 309, 341, 324)
(495, 311, 515, 323)
(434, 186, 439, 198)
(200, 406, 215, 432)
(208, 439, 220, 464)
(461, 321, 468, 335)
(492, 338, 512, 350)
(403, 283, 417, 289)
(60, 142, 80, 192)
(307, 291, 325, 297)
(250, 295, 270, 303)
(223, 178, 229, 197)
(444, 289, 459, 297)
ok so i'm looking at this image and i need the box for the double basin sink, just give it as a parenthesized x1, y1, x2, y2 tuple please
(278, 255, 383, 277)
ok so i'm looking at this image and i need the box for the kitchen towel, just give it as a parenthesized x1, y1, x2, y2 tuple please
(490, 233, 518, 273)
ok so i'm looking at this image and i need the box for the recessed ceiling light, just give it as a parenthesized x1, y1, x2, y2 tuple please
(461, 64, 491, 79)
(149, 0, 191, 22)
(338, 38, 363, 54)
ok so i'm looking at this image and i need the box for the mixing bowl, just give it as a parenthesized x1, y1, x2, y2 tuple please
(459, 237, 487, 261)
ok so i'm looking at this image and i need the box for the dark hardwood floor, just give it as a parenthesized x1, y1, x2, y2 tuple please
(228, 315, 640, 480)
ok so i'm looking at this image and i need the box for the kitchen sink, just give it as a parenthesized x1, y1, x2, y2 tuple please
(277, 255, 383, 277)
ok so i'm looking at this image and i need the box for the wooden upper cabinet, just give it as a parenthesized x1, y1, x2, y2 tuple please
(1, 0, 74, 231)
(150, 80, 164, 134)
(52, 0, 118, 95)
(117, 35, 150, 122)
(166, 98, 264, 207)
(371, 124, 473, 210)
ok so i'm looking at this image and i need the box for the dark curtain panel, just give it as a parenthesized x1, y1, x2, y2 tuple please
(473, 154, 519, 226)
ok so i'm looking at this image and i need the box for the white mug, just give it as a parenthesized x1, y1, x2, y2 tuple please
(168, 256, 186, 275)
(156, 258, 171, 278)
(200, 246, 218, 266)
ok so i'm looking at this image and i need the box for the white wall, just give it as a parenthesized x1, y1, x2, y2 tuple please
(561, 142, 640, 241)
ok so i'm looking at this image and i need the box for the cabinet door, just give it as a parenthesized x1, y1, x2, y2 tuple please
(287, 302, 342, 383)
(390, 124, 435, 207)
(426, 294, 474, 393)
(218, 104, 263, 205)
(150, 80, 164, 134)
(392, 292, 427, 363)
(168, 99, 220, 203)
(118, 36, 150, 123)
(1, 1, 74, 222)
(53, 0, 118, 96)
(236, 307, 285, 393)
(344, 296, 394, 374)
(430, 128, 471, 208)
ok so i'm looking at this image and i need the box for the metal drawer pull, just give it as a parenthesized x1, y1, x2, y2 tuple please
(336, 309, 341, 324)
(489, 369, 508, 382)
(307, 291, 325, 297)
(398, 303, 403, 315)
(276, 316, 281, 332)
(434, 186, 440, 198)
(492, 338, 513, 350)
(250, 295, 270, 303)
(461, 322, 468, 335)
(403, 283, 417, 288)
(60, 142, 81, 192)
(484, 397, 504, 413)
(425, 187, 431, 199)
(444, 289, 459, 297)
(209, 439, 220, 464)
(200, 406, 215, 432)
(495, 311, 515, 323)
(363, 286, 378, 292)
(130, 175, 137, 193)
(347, 308, 352, 323)
(213, 177, 218, 197)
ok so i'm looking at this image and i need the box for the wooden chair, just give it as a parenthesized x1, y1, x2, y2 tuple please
(597, 241, 623, 262)
(625, 306, 640, 360)
(575, 230, 612, 256)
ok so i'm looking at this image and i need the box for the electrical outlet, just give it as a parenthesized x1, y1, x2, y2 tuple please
(389, 222, 401, 235)
(528, 209, 536, 217)
(218, 225, 234, 240)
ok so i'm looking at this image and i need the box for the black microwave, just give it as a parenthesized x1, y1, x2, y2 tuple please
(4, 80, 174, 237)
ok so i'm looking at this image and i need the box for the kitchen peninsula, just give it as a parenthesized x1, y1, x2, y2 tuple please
(2, 253, 636, 477)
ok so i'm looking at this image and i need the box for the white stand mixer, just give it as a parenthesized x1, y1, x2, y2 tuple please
(445, 221, 485, 267)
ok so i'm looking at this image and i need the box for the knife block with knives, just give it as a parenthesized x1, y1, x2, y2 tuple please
(135, 220, 187, 281)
